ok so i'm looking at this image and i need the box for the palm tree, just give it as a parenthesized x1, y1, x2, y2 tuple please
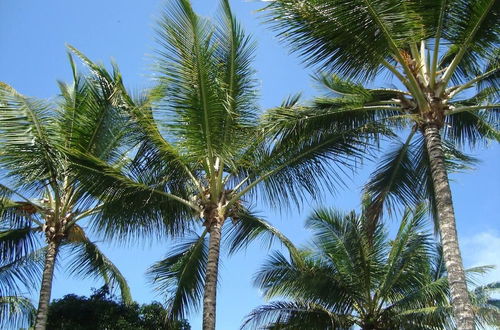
(243, 206, 500, 329)
(65, 1, 384, 329)
(0, 53, 132, 329)
(263, 1, 499, 327)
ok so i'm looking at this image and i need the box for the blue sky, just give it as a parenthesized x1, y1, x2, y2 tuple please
(1, 0, 499, 329)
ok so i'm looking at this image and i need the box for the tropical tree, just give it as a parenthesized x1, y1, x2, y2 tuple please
(64, 1, 384, 329)
(47, 286, 191, 330)
(263, 1, 499, 327)
(243, 206, 500, 329)
(0, 53, 133, 329)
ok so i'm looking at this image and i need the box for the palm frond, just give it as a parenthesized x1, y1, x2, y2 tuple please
(224, 208, 298, 259)
(365, 133, 478, 230)
(241, 301, 353, 330)
(377, 206, 436, 305)
(363, 130, 421, 224)
(66, 150, 195, 241)
(262, 76, 403, 144)
(58, 47, 134, 164)
(155, 0, 225, 162)
(147, 231, 209, 320)
(447, 50, 500, 101)
(64, 226, 132, 304)
(0, 82, 61, 191)
(0, 248, 44, 297)
(239, 119, 386, 208)
(439, 0, 499, 85)
(444, 107, 500, 147)
(213, 0, 259, 161)
(126, 97, 204, 200)
(0, 295, 36, 330)
(471, 281, 500, 327)
(0, 227, 41, 263)
(0, 184, 43, 228)
(263, 0, 422, 81)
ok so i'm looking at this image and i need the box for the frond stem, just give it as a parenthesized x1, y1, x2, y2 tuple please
(361, 0, 428, 108)
(430, 0, 447, 89)
(441, 0, 496, 87)
(446, 104, 500, 115)
(448, 67, 500, 98)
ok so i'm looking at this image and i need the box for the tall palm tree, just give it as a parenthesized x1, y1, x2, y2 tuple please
(65, 1, 384, 329)
(0, 53, 132, 329)
(243, 206, 500, 329)
(263, 1, 499, 327)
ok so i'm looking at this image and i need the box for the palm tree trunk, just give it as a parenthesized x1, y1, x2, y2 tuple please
(202, 217, 223, 330)
(423, 124, 475, 330)
(34, 239, 60, 330)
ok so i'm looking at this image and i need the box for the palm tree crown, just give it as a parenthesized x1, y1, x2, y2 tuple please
(244, 206, 500, 329)
(0, 52, 132, 329)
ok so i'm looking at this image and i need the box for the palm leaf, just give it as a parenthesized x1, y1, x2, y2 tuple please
(439, 0, 499, 85)
(262, 0, 422, 81)
(213, 0, 259, 162)
(0, 248, 44, 297)
(238, 119, 386, 209)
(363, 130, 421, 224)
(0, 295, 36, 330)
(155, 0, 225, 162)
(0, 227, 41, 263)
(147, 231, 209, 320)
(223, 208, 298, 259)
(58, 47, 134, 163)
(66, 150, 195, 241)
(443, 107, 500, 147)
(241, 301, 353, 330)
(64, 226, 132, 304)
(0, 83, 61, 191)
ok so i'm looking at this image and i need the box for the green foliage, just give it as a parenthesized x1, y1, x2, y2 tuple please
(264, 0, 499, 85)
(146, 207, 300, 322)
(0, 296, 35, 330)
(0, 49, 133, 314)
(64, 1, 386, 324)
(46, 287, 190, 330)
(243, 206, 500, 329)
(263, 0, 499, 230)
(0, 253, 41, 329)
(148, 232, 209, 320)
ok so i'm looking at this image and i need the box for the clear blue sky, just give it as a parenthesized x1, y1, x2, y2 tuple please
(1, 1, 499, 329)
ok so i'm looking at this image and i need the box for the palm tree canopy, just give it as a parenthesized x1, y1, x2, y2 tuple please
(263, 0, 499, 87)
(0, 51, 133, 303)
(243, 205, 499, 329)
(66, 0, 385, 239)
(262, 0, 499, 223)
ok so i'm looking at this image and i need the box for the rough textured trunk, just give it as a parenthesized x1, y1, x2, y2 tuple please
(34, 239, 60, 330)
(423, 125, 475, 330)
(202, 217, 223, 330)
